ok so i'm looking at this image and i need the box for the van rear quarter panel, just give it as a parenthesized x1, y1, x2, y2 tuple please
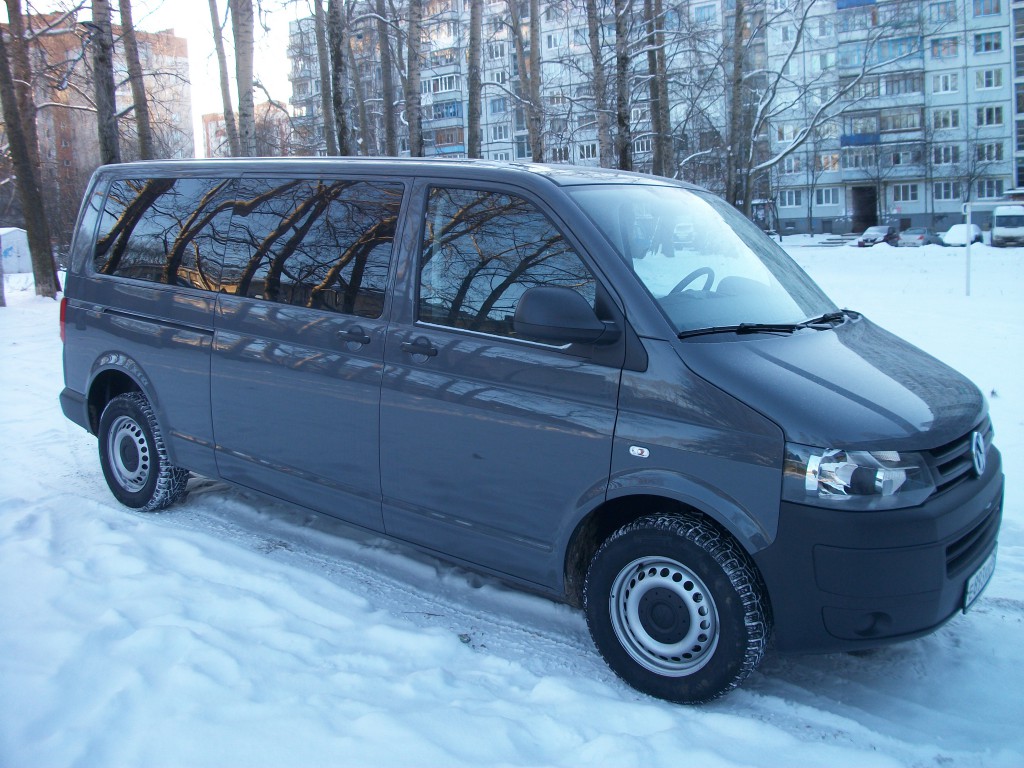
(65, 277, 218, 476)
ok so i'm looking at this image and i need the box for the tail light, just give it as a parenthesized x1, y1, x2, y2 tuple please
(60, 297, 67, 343)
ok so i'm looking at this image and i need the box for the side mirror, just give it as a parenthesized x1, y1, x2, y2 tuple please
(513, 286, 619, 345)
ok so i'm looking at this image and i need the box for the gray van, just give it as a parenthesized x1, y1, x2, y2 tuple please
(60, 159, 1003, 703)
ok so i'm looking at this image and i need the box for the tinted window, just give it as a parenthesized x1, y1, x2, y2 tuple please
(218, 178, 402, 317)
(94, 178, 236, 289)
(419, 187, 595, 337)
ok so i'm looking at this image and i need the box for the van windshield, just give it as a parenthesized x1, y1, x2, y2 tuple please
(995, 215, 1024, 227)
(567, 184, 836, 335)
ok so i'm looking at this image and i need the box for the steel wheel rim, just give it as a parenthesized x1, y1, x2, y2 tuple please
(107, 414, 151, 492)
(608, 557, 720, 677)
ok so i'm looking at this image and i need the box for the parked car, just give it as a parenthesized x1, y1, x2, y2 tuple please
(898, 227, 942, 247)
(59, 158, 1003, 705)
(857, 225, 898, 246)
(990, 205, 1024, 247)
(941, 224, 984, 246)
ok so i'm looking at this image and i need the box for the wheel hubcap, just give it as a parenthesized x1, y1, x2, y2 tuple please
(107, 415, 151, 492)
(609, 557, 719, 677)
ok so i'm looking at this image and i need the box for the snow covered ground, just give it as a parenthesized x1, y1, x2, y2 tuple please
(1, 239, 1022, 767)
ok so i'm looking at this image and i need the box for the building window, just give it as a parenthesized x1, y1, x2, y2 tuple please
(932, 109, 960, 129)
(933, 144, 961, 164)
(880, 109, 922, 131)
(933, 181, 961, 200)
(974, 32, 1002, 53)
(929, 0, 956, 21)
(779, 189, 803, 207)
(776, 124, 798, 142)
(851, 115, 879, 134)
(816, 153, 840, 171)
(782, 155, 802, 173)
(550, 145, 570, 162)
(891, 148, 920, 165)
(977, 179, 1004, 198)
(633, 136, 653, 153)
(815, 187, 840, 206)
(694, 3, 715, 22)
(580, 142, 598, 160)
(492, 151, 511, 161)
(491, 124, 510, 141)
(931, 37, 959, 58)
(882, 72, 922, 95)
(975, 142, 1002, 161)
(490, 97, 508, 115)
(843, 148, 878, 168)
(973, 0, 1000, 15)
(431, 101, 463, 120)
(933, 73, 959, 93)
(976, 68, 1003, 89)
(893, 184, 919, 202)
(976, 105, 1004, 126)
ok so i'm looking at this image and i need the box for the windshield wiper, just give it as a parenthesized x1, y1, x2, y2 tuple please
(677, 310, 856, 339)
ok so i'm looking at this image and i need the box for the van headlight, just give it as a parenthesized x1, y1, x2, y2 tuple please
(783, 443, 935, 510)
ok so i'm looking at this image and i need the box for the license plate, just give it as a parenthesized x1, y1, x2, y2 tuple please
(964, 548, 997, 612)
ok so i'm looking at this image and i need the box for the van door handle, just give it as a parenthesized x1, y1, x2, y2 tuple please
(339, 327, 371, 345)
(400, 338, 438, 357)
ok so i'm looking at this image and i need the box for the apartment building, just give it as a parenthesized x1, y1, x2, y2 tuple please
(286, 0, 1012, 232)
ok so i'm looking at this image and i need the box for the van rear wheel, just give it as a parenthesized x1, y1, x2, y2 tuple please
(98, 392, 189, 511)
(584, 514, 770, 704)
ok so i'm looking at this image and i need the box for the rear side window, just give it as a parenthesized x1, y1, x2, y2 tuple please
(218, 178, 402, 317)
(419, 187, 596, 337)
(94, 178, 236, 289)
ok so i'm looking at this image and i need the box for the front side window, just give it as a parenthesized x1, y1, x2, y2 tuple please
(219, 178, 402, 317)
(418, 187, 595, 337)
(94, 177, 236, 289)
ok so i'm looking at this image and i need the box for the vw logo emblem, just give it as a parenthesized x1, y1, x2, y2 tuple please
(971, 431, 987, 477)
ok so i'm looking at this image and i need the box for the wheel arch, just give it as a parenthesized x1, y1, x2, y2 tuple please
(86, 353, 158, 435)
(563, 488, 773, 609)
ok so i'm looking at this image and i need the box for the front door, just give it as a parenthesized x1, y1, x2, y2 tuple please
(380, 183, 624, 588)
(211, 175, 405, 531)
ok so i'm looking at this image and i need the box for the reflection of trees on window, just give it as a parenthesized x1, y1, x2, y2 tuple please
(219, 179, 402, 317)
(420, 188, 595, 336)
(94, 178, 236, 289)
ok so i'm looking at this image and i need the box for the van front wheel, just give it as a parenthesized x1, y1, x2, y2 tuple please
(98, 392, 189, 511)
(584, 514, 770, 704)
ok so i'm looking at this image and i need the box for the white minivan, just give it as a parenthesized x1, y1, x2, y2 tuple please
(991, 205, 1024, 247)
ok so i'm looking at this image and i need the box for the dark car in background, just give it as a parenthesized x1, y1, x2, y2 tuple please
(857, 225, 899, 246)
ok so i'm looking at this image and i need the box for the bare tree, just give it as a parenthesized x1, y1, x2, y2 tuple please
(583, 0, 613, 166)
(208, 0, 240, 156)
(375, 0, 398, 155)
(91, 0, 121, 164)
(117, 0, 154, 159)
(467, 0, 482, 158)
(313, 0, 338, 155)
(0, 26, 57, 298)
(613, 0, 631, 170)
(230, 0, 257, 156)
(405, 0, 423, 156)
(507, 0, 543, 161)
(327, 0, 352, 154)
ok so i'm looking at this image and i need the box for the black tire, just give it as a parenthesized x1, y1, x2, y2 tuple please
(584, 514, 770, 704)
(98, 392, 189, 511)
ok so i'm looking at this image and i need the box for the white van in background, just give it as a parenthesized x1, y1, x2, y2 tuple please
(991, 205, 1024, 247)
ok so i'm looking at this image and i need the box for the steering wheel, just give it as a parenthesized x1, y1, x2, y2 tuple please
(671, 267, 715, 294)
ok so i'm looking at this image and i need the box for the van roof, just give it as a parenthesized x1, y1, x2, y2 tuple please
(89, 157, 695, 191)
(994, 205, 1024, 215)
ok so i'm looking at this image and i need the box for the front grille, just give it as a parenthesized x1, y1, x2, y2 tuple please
(946, 499, 1001, 578)
(928, 418, 993, 495)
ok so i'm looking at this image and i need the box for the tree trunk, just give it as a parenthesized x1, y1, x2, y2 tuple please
(654, 0, 671, 174)
(0, 29, 58, 298)
(348, 37, 372, 155)
(613, 0, 631, 171)
(527, 0, 543, 162)
(327, 0, 351, 154)
(584, 0, 613, 166)
(92, 0, 121, 165)
(375, 0, 397, 155)
(208, 0, 240, 155)
(229, 0, 257, 156)
(314, 0, 338, 155)
(643, 0, 662, 176)
(725, 0, 745, 209)
(4, 0, 40, 173)
(405, 0, 423, 156)
(467, 0, 482, 158)
(118, 0, 154, 159)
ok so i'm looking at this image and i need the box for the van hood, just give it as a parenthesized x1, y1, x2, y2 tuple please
(677, 316, 985, 451)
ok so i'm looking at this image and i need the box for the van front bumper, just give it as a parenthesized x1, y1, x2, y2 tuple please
(753, 448, 1003, 654)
